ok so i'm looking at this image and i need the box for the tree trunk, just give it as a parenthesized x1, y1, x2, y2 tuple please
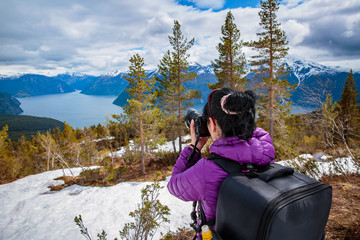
(269, 84, 274, 138)
(269, 28, 274, 139)
(178, 68, 182, 153)
(171, 107, 177, 153)
(229, 31, 234, 89)
(140, 109, 145, 174)
(172, 128, 176, 153)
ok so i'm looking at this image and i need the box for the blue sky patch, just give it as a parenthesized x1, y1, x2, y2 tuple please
(177, 0, 260, 11)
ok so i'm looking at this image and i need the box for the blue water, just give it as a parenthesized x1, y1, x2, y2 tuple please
(18, 91, 314, 130)
(19, 91, 123, 129)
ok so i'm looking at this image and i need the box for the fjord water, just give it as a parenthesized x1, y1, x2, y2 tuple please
(19, 91, 123, 129)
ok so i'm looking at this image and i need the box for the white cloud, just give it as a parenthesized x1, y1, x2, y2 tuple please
(282, 20, 310, 45)
(0, 0, 359, 75)
(189, 0, 225, 10)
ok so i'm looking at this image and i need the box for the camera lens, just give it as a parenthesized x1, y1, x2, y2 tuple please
(185, 108, 210, 137)
(185, 108, 201, 128)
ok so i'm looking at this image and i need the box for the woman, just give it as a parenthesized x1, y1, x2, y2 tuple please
(167, 87, 275, 239)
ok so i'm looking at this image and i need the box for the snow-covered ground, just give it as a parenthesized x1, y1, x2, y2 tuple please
(278, 154, 359, 180)
(0, 143, 359, 240)
(111, 135, 192, 157)
(0, 168, 191, 240)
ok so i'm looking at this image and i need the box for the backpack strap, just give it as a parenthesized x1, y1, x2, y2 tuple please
(209, 153, 293, 181)
(208, 153, 244, 175)
(190, 201, 216, 233)
(194, 153, 244, 232)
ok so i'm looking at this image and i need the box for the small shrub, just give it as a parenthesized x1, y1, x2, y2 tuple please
(160, 227, 195, 240)
(80, 168, 103, 182)
(152, 151, 179, 167)
(74, 215, 92, 240)
(74, 215, 117, 240)
(74, 181, 170, 240)
(303, 135, 320, 153)
(79, 166, 126, 185)
(288, 156, 321, 179)
(119, 181, 170, 240)
(123, 151, 140, 166)
(104, 166, 126, 182)
(274, 140, 299, 161)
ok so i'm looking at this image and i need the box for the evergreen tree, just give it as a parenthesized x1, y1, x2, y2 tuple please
(246, 0, 293, 138)
(78, 128, 99, 166)
(338, 70, 360, 143)
(210, 11, 248, 90)
(0, 125, 13, 180)
(168, 20, 199, 152)
(123, 54, 158, 174)
(16, 135, 39, 176)
(110, 113, 131, 147)
(156, 50, 178, 153)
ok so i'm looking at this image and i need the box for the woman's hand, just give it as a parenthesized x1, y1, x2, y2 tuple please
(190, 120, 209, 151)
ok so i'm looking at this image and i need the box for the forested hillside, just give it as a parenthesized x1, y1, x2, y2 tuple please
(0, 114, 64, 140)
(0, 93, 23, 115)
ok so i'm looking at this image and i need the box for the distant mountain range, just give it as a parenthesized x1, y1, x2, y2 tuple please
(0, 74, 74, 97)
(0, 59, 359, 110)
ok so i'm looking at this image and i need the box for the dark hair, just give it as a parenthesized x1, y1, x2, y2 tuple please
(202, 88, 257, 140)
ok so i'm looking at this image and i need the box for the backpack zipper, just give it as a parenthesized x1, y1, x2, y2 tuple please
(257, 182, 331, 240)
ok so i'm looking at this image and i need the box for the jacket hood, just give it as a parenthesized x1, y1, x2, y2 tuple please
(209, 127, 275, 165)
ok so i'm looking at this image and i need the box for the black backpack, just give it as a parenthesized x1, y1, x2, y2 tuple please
(198, 154, 332, 240)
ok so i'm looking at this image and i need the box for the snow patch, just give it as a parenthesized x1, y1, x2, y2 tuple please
(277, 154, 359, 180)
(112, 135, 191, 157)
(0, 168, 191, 240)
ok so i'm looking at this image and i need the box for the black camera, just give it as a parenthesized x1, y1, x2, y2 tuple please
(185, 108, 210, 137)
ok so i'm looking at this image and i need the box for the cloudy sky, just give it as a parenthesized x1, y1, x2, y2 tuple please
(0, 0, 359, 76)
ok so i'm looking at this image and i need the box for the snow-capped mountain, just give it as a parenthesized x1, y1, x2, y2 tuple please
(1, 59, 358, 108)
(188, 62, 215, 75)
(0, 73, 24, 80)
(105, 69, 128, 77)
(286, 58, 345, 85)
(284, 59, 360, 107)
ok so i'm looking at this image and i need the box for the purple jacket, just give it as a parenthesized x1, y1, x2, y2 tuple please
(167, 127, 275, 224)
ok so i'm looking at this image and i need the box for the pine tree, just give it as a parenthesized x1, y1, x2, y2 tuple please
(156, 50, 178, 153)
(338, 69, 360, 143)
(246, 0, 293, 138)
(168, 20, 199, 152)
(123, 54, 157, 174)
(210, 11, 248, 90)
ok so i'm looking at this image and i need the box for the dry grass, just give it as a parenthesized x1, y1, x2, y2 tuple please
(322, 174, 360, 240)
(48, 157, 174, 191)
